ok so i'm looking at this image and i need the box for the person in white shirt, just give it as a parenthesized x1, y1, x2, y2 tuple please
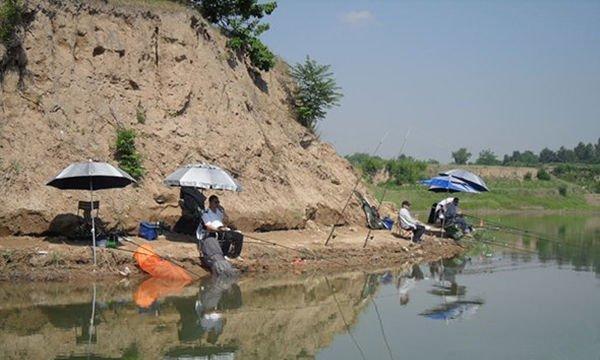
(435, 197, 456, 223)
(398, 200, 426, 243)
(200, 195, 244, 259)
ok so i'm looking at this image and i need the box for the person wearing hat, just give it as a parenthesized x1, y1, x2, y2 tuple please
(398, 200, 426, 243)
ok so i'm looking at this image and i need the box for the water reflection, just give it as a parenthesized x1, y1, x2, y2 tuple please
(0, 215, 598, 359)
(0, 272, 381, 359)
(480, 214, 600, 274)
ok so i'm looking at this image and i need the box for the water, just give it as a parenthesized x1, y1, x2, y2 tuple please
(0, 214, 598, 359)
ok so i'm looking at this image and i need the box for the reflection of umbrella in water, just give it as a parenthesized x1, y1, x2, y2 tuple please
(420, 299, 484, 321)
(46, 160, 136, 265)
(428, 283, 466, 297)
(440, 169, 490, 192)
(133, 277, 192, 308)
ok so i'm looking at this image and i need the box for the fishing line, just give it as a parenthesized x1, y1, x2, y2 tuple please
(325, 276, 368, 360)
(325, 131, 390, 246)
(363, 129, 411, 248)
(371, 297, 395, 360)
(466, 214, 593, 252)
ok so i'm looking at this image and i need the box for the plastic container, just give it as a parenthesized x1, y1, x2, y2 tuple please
(382, 217, 394, 230)
(139, 221, 160, 240)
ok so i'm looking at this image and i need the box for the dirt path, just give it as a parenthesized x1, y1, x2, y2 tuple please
(0, 226, 465, 282)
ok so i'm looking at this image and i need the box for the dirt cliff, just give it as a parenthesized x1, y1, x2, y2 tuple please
(0, 0, 370, 235)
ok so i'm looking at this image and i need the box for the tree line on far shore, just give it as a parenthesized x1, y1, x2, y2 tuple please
(451, 138, 600, 166)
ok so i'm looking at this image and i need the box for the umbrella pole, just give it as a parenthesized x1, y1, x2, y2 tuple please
(90, 179, 96, 266)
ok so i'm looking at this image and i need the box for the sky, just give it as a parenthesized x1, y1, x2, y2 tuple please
(261, 0, 600, 163)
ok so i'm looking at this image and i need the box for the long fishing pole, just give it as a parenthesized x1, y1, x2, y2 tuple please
(464, 214, 589, 251)
(325, 131, 390, 246)
(363, 129, 411, 248)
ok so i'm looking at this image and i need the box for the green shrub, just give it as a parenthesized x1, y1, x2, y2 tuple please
(537, 168, 551, 181)
(0, 0, 23, 44)
(558, 185, 567, 197)
(115, 128, 144, 180)
(524, 172, 532, 181)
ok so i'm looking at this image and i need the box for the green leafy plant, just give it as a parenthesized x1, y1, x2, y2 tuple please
(290, 56, 342, 131)
(558, 185, 567, 197)
(115, 128, 144, 180)
(537, 167, 551, 181)
(0, 0, 23, 44)
(523, 172, 532, 181)
(194, 0, 277, 71)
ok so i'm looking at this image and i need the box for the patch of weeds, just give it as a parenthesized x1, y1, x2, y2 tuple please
(0, 0, 24, 45)
(558, 185, 567, 197)
(136, 103, 146, 124)
(50, 252, 65, 266)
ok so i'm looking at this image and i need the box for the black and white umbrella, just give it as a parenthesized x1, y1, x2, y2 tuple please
(47, 160, 136, 265)
(439, 169, 490, 192)
(164, 163, 242, 192)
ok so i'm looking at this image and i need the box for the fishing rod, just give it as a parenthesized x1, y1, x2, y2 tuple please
(464, 214, 591, 252)
(460, 236, 539, 255)
(325, 131, 390, 246)
(363, 129, 411, 248)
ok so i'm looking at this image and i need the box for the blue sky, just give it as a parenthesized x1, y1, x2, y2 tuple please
(262, 0, 600, 162)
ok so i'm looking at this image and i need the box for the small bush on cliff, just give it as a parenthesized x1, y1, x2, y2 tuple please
(115, 128, 144, 180)
(290, 56, 342, 131)
(0, 0, 23, 45)
(192, 0, 277, 71)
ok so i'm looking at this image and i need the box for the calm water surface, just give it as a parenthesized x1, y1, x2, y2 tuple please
(0, 214, 598, 359)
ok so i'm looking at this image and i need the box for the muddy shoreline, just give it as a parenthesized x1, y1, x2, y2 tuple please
(0, 226, 466, 282)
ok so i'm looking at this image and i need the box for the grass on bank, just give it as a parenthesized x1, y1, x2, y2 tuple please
(372, 178, 597, 215)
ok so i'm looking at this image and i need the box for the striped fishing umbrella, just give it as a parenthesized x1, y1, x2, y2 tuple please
(420, 176, 480, 193)
(439, 169, 490, 192)
(47, 160, 136, 265)
(164, 163, 242, 192)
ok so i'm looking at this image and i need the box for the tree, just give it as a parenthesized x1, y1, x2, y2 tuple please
(290, 56, 342, 131)
(475, 149, 500, 165)
(519, 150, 539, 164)
(574, 142, 594, 163)
(193, 0, 277, 71)
(451, 148, 471, 165)
(556, 146, 576, 163)
(539, 148, 558, 163)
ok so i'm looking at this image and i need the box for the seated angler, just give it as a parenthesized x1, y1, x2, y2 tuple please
(398, 200, 427, 243)
(443, 197, 472, 234)
(202, 195, 244, 260)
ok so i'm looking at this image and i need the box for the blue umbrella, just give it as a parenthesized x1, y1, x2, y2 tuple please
(420, 176, 480, 193)
(440, 169, 489, 192)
